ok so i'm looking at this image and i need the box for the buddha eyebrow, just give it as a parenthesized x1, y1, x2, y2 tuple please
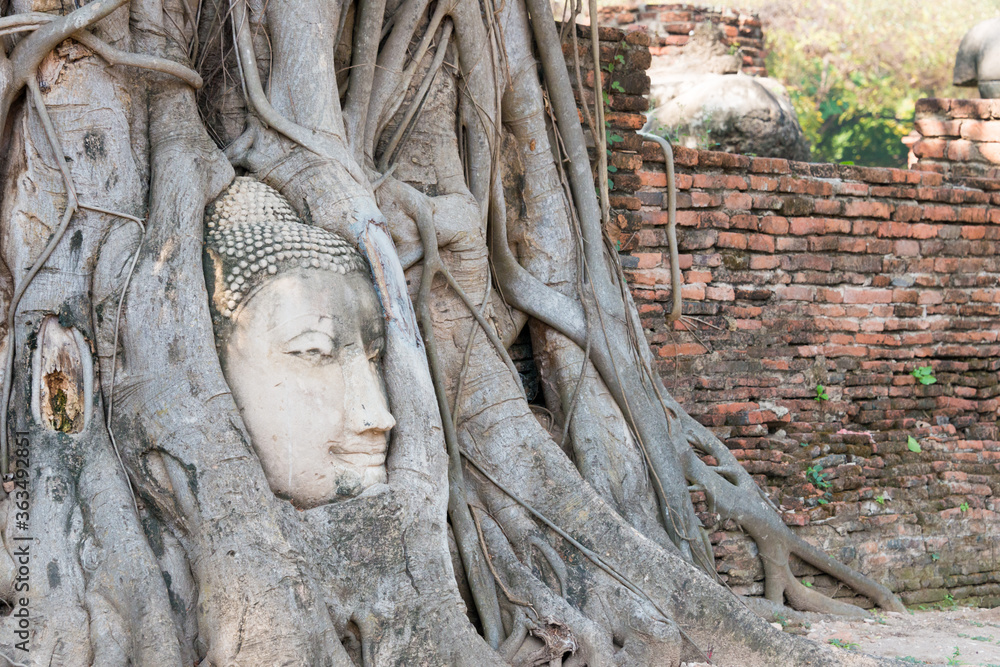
(266, 313, 335, 334)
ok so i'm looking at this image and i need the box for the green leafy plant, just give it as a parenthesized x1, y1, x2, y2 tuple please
(875, 493, 888, 505)
(910, 366, 937, 385)
(802, 581, 813, 587)
(814, 384, 829, 401)
(806, 465, 831, 489)
(947, 645, 962, 666)
(960, 501, 970, 512)
(827, 638, 858, 650)
(931, 553, 940, 561)
(740, 0, 1000, 167)
(907, 436, 921, 453)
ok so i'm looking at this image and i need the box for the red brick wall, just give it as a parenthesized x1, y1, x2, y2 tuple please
(626, 146, 1000, 605)
(911, 98, 1000, 180)
(562, 15, 1000, 607)
(592, 3, 767, 76)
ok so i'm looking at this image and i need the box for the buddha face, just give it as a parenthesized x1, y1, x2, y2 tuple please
(219, 266, 395, 508)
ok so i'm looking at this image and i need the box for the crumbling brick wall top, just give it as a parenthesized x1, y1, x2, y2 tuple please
(591, 3, 767, 76)
(910, 98, 1000, 180)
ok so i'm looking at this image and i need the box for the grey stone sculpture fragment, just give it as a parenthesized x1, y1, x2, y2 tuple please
(955, 18, 1000, 98)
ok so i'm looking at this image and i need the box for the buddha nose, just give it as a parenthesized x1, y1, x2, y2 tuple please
(342, 353, 396, 435)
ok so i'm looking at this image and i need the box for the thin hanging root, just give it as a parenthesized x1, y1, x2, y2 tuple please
(378, 20, 453, 172)
(393, 179, 505, 649)
(4, 13, 203, 88)
(0, 0, 131, 136)
(636, 128, 682, 322)
(105, 217, 147, 516)
(230, 0, 329, 158)
(568, 0, 595, 141)
(470, 505, 537, 613)
(452, 274, 491, 418)
(440, 269, 524, 398)
(0, 78, 79, 474)
(374, 0, 451, 142)
(588, 0, 609, 225)
(558, 331, 590, 450)
(73, 30, 203, 89)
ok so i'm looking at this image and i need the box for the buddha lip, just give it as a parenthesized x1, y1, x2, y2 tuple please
(327, 438, 387, 463)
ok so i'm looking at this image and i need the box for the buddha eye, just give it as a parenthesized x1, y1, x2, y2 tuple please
(284, 331, 336, 363)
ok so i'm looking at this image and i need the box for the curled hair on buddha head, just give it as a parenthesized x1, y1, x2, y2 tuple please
(204, 177, 369, 340)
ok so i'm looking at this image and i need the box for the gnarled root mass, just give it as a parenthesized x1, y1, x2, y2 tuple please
(0, 0, 903, 665)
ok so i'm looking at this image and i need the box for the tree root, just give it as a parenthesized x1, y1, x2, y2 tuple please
(393, 176, 505, 648)
(680, 415, 906, 615)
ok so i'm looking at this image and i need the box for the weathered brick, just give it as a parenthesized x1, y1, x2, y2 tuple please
(749, 255, 780, 270)
(947, 139, 978, 162)
(960, 119, 1000, 142)
(913, 138, 947, 159)
(843, 200, 892, 219)
(716, 232, 747, 249)
(978, 142, 1000, 163)
(914, 118, 963, 137)
(747, 234, 774, 253)
(706, 285, 735, 301)
(749, 157, 790, 174)
(760, 216, 789, 235)
(724, 192, 754, 210)
(749, 175, 779, 191)
(843, 288, 894, 304)
(923, 205, 957, 222)
(789, 217, 825, 235)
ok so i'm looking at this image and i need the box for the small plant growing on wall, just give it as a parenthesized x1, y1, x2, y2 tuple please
(910, 366, 937, 385)
(807, 464, 832, 490)
(814, 384, 829, 401)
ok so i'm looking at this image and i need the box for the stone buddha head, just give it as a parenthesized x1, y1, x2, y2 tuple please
(204, 177, 395, 508)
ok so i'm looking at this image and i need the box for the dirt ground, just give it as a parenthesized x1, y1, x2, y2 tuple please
(805, 606, 1000, 666)
(681, 606, 1000, 666)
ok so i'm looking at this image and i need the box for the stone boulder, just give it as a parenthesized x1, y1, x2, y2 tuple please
(646, 22, 811, 161)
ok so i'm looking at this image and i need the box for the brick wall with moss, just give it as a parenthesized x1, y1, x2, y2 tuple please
(632, 146, 1000, 607)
